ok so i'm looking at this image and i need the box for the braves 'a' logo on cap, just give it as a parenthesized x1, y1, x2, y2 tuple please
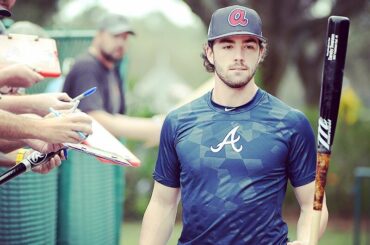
(228, 8, 248, 26)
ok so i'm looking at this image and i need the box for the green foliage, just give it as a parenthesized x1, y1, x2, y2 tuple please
(10, 0, 58, 27)
(284, 107, 370, 216)
(124, 142, 157, 220)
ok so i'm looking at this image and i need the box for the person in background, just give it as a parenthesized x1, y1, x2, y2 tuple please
(63, 14, 162, 146)
(60, 13, 162, 245)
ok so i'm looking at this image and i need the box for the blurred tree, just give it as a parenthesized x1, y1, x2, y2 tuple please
(10, 0, 57, 26)
(10, 0, 73, 27)
(183, 0, 368, 106)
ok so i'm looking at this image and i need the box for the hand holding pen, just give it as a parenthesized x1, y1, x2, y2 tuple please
(0, 88, 97, 185)
(48, 87, 97, 141)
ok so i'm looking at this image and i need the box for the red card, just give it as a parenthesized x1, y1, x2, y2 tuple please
(0, 33, 61, 78)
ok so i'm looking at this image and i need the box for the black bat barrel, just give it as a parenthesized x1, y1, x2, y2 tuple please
(318, 16, 350, 151)
(0, 164, 27, 185)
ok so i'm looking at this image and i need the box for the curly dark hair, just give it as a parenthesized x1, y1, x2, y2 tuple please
(201, 40, 268, 73)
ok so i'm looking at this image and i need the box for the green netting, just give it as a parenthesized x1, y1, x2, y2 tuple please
(0, 167, 58, 245)
(57, 150, 124, 245)
(51, 31, 125, 245)
(26, 30, 96, 95)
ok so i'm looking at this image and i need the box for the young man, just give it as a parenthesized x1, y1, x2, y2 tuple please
(140, 5, 328, 245)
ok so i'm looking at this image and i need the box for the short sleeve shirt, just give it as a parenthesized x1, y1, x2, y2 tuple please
(63, 53, 125, 114)
(154, 89, 316, 245)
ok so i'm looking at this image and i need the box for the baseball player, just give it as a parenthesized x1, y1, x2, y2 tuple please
(140, 5, 328, 245)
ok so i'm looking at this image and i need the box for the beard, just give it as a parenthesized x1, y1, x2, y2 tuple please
(214, 61, 258, 89)
(101, 49, 122, 63)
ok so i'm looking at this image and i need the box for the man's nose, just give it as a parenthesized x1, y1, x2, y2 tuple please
(233, 47, 245, 61)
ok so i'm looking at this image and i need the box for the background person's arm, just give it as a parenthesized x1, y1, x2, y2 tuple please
(139, 181, 180, 245)
(89, 110, 163, 147)
(288, 181, 328, 245)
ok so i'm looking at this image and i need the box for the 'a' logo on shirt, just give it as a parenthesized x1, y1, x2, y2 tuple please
(210, 126, 243, 153)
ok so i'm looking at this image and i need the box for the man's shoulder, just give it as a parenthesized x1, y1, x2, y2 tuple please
(262, 91, 310, 125)
(163, 93, 209, 131)
(263, 91, 293, 111)
(71, 53, 100, 70)
(168, 92, 208, 118)
(63, 53, 102, 91)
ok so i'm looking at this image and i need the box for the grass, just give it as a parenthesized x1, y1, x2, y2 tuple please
(121, 222, 182, 245)
(121, 221, 366, 245)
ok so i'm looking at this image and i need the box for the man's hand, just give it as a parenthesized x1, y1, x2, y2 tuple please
(0, 64, 44, 88)
(26, 93, 74, 116)
(38, 111, 93, 144)
(23, 138, 64, 153)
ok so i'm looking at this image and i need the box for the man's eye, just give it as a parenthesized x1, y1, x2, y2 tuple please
(223, 45, 232, 49)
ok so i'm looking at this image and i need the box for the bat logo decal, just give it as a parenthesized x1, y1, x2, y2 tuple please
(318, 117, 331, 151)
(28, 151, 48, 167)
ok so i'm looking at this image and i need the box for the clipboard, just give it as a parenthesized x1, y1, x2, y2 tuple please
(64, 119, 141, 168)
(0, 33, 61, 78)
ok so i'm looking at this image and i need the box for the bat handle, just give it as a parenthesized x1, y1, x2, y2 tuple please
(0, 151, 58, 185)
(308, 152, 331, 245)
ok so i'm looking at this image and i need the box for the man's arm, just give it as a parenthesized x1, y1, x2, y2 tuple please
(0, 138, 25, 153)
(0, 151, 15, 167)
(0, 64, 44, 88)
(0, 109, 92, 143)
(0, 93, 73, 116)
(89, 110, 163, 147)
(139, 181, 180, 245)
(289, 181, 328, 245)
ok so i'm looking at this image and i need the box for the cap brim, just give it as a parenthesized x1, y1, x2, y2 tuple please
(107, 26, 135, 36)
(0, 6, 11, 17)
(112, 30, 135, 36)
(208, 31, 266, 43)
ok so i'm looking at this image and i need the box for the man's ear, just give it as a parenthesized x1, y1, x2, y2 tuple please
(206, 44, 215, 65)
(257, 46, 265, 63)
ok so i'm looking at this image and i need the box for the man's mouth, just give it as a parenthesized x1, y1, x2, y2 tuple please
(230, 67, 247, 71)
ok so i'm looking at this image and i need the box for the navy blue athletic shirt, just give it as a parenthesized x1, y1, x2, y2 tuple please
(154, 89, 316, 245)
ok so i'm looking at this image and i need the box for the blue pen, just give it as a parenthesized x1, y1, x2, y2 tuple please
(72, 87, 97, 102)
(49, 107, 86, 140)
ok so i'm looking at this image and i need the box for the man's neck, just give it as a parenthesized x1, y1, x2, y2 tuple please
(88, 46, 115, 70)
(212, 76, 259, 108)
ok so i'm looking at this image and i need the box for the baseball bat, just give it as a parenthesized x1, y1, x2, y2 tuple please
(308, 16, 350, 245)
